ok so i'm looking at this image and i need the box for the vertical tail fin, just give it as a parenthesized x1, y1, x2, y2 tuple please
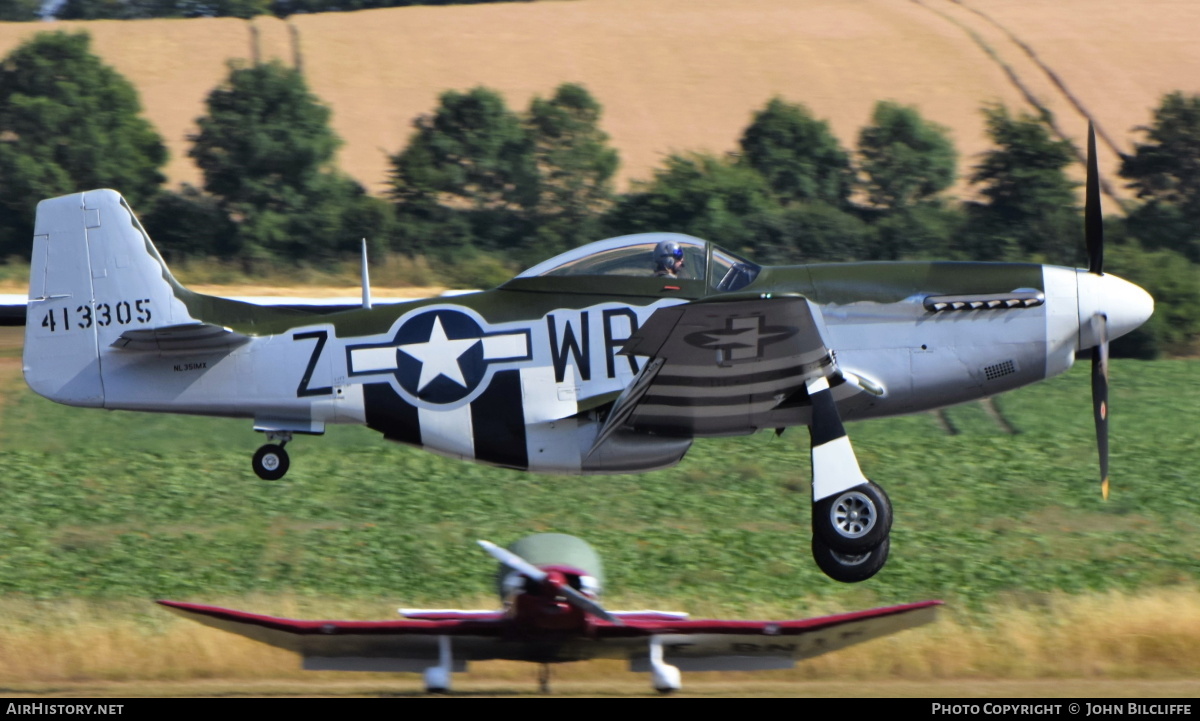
(23, 189, 195, 407)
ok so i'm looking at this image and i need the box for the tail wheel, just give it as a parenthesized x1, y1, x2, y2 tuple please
(811, 535, 890, 584)
(813, 480, 892, 553)
(252, 444, 290, 481)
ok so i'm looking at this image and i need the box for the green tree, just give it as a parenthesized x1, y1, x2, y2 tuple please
(388, 86, 536, 253)
(857, 100, 956, 211)
(1104, 237, 1200, 358)
(141, 184, 237, 261)
(268, 1, 521, 19)
(189, 59, 359, 263)
(606, 152, 777, 252)
(56, 0, 269, 19)
(523, 83, 619, 258)
(737, 98, 852, 207)
(867, 203, 965, 260)
(0, 31, 167, 257)
(1119, 91, 1200, 262)
(964, 104, 1079, 263)
(0, 0, 42, 21)
(744, 202, 873, 264)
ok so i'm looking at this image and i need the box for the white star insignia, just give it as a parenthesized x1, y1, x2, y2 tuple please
(397, 317, 479, 391)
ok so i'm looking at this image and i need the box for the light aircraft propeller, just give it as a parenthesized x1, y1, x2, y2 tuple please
(477, 540, 622, 624)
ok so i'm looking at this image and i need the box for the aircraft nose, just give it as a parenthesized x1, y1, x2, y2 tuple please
(1077, 271, 1155, 349)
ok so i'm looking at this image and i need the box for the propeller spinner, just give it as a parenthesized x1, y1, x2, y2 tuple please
(478, 540, 622, 624)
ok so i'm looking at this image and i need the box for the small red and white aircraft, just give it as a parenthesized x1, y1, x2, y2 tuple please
(160, 533, 941, 693)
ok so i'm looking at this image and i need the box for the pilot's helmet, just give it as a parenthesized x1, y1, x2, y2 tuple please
(654, 239, 684, 270)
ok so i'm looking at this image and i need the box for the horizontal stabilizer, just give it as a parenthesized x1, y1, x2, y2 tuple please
(110, 323, 249, 352)
(399, 609, 504, 621)
(612, 610, 690, 621)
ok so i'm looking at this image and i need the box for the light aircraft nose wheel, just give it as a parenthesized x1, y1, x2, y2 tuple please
(813, 480, 892, 553)
(252, 444, 290, 481)
(811, 535, 889, 583)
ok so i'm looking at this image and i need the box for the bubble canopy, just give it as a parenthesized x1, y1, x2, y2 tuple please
(516, 233, 760, 292)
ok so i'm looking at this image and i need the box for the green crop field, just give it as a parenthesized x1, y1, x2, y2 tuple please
(0, 326, 1196, 610)
(1, 326, 1199, 686)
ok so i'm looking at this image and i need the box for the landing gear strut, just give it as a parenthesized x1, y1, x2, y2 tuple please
(252, 432, 292, 480)
(649, 636, 682, 693)
(806, 374, 893, 580)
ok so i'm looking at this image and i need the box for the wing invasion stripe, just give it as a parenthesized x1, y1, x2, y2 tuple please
(650, 352, 829, 378)
(639, 390, 802, 408)
(652, 356, 833, 389)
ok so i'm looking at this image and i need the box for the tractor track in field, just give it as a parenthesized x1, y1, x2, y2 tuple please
(911, 0, 1124, 204)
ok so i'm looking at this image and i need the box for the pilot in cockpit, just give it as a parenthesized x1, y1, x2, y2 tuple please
(654, 239, 685, 278)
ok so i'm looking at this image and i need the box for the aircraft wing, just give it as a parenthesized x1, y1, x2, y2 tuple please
(613, 600, 941, 672)
(160, 599, 939, 672)
(159, 600, 507, 671)
(594, 294, 837, 442)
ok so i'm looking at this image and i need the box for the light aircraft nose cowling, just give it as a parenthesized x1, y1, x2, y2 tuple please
(1076, 271, 1154, 350)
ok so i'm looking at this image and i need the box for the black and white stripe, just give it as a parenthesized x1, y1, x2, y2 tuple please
(806, 375, 869, 501)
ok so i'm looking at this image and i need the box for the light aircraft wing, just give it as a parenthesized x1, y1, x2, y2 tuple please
(159, 599, 938, 671)
(614, 600, 941, 672)
(594, 294, 838, 442)
(159, 600, 506, 671)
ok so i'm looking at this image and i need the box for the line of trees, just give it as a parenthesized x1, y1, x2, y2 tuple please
(0, 0, 522, 22)
(0, 31, 1196, 356)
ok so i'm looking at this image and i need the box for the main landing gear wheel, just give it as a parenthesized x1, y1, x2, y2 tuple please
(813, 480, 892, 553)
(252, 444, 290, 480)
(811, 535, 890, 583)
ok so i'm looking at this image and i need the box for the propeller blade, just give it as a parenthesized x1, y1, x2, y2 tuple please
(477, 540, 622, 625)
(1090, 316, 1110, 500)
(477, 540, 547, 583)
(559, 584, 623, 625)
(1086, 122, 1104, 275)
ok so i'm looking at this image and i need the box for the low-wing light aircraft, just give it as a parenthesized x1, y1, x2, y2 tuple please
(159, 533, 942, 693)
(22, 127, 1152, 582)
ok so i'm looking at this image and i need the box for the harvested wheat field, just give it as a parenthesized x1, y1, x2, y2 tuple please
(0, 0, 1196, 199)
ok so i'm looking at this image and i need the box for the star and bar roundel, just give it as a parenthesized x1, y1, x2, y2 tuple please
(345, 307, 532, 407)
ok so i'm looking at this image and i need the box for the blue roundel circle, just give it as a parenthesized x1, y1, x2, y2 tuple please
(392, 309, 487, 405)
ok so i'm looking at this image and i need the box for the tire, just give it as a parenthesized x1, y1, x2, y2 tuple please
(811, 534, 890, 584)
(813, 480, 892, 553)
(252, 444, 290, 481)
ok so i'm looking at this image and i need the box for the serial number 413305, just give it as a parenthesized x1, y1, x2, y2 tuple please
(40, 299, 152, 332)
